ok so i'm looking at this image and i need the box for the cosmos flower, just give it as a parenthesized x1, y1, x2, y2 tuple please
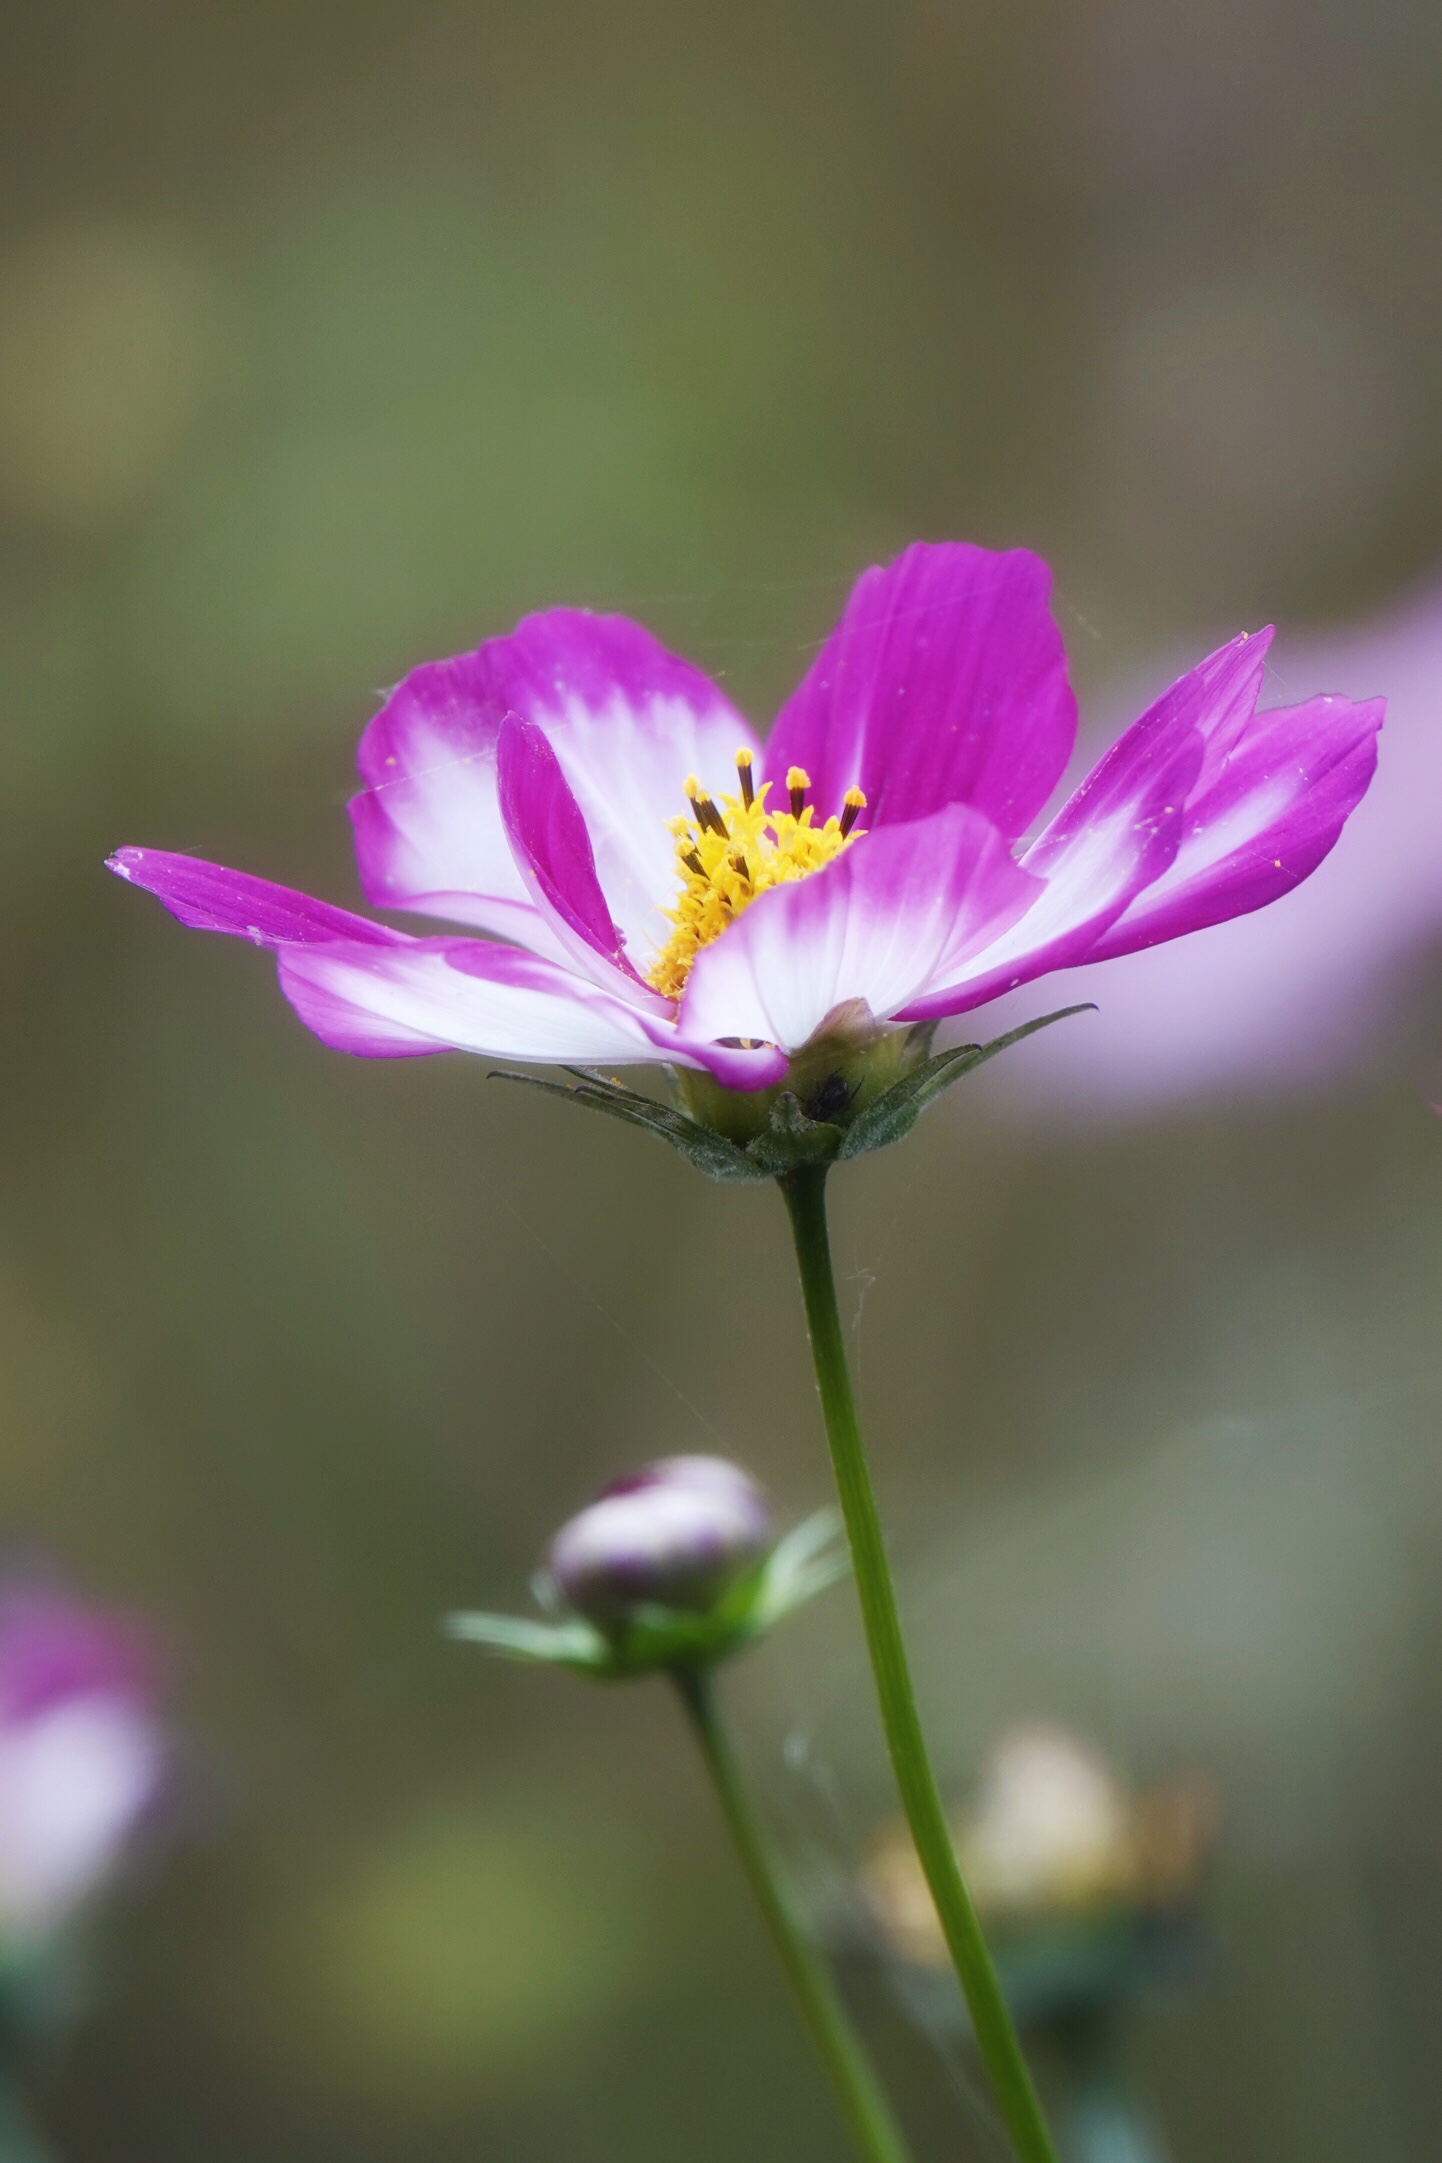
(0, 1587, 164, 1944)
(109, 543, 1383, 1095)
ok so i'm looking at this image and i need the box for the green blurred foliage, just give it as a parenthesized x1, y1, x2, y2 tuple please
(1, 1, 1442, 2159)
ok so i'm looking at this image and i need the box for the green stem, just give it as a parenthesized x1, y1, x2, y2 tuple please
(780, 1163, 1060, 2163)
(673, 1664, 915, 2163)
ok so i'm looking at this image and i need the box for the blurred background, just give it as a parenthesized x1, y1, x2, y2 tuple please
(3, 1, 1442, 2156)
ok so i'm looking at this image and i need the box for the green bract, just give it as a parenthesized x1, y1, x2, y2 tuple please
(490, 1006, 1094, 1183)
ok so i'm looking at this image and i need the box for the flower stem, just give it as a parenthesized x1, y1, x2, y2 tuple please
(673, 1663, 916, 2163)
(780, 1163, 1060, 2163)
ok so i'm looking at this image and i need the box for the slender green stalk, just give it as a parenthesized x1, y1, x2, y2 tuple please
(780, 1163, 1060, 2163)
(673, 1664, 915, 2163)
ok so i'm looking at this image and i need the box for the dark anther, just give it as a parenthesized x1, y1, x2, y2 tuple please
(839, 787, 866, 838)
(695, 795, 727, 837)
(682, 848, 706, 878)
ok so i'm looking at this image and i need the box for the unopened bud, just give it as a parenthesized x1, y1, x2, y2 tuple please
(548, 1457, 773, 1633)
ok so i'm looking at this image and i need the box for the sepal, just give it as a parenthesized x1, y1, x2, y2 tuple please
(489, 1068, 768, 1181)
(443, 1611, 615, 1673)
(489, 1069, 847, 1182)
(741, 1094, 845, 1177)
(446, 1508, 848, 1681)
(491, 1006, 1091, 1180)
(837, 1006, 1095, 1158)
(749, 1507, 850, 1628)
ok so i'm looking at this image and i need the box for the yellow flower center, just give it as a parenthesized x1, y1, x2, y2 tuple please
(646, 752, 866, 1000)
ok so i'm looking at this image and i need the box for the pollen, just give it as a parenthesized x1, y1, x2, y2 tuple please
(646, 754, 865, 999)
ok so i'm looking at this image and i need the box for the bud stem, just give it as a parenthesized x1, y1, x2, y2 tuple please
(673, 1665, 916, 2163)
(779, 1164, 1061, 2163)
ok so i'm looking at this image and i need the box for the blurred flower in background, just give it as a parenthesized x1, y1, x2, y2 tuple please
(863, 1725, 1220, 2163)
(864, 1723, 1218, 2016)
(0, 1582, 164, 1956)
(0, 1577, 167, 2157)
(979, 582, 1442, 1117)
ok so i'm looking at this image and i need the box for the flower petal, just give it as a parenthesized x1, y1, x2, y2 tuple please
(496, 714, 656, 1000)
(107, 849, 407, 947)
(515, 616, 762, 969)
(277, 937, 687, 1063)
(0, 1698, 162, 1934)
(673, 1034, 789, 1090)
(349, 610, 758, 968)
(109, 842, 788, 1084)
(347, 650, 565, 957)
(1087, 690, 1385, 962)
(678, 806, 1040, 1054)
(896, 651, 1216, 1021)
(763, 542, 1076, 838)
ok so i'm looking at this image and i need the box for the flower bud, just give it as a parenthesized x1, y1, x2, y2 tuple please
(547, 1457, 773, 1634)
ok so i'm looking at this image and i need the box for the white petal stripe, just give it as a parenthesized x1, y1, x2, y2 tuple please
(277, 941, 683, 1065)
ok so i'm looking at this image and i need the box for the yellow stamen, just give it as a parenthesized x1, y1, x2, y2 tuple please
(646, 770, 863, 999)
(840, 785, 867, 838)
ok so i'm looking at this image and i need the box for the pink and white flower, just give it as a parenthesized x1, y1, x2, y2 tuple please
(109, 542, 1383, 1093)
(0, 1589, 164, 1943)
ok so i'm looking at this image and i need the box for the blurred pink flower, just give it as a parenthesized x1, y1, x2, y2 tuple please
(977, 582, 1442, 1116)
(0, 1588, 164, 1942)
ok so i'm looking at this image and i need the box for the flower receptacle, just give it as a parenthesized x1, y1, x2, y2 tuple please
(490, 1004, 1093, 1183)
(672, 1011, 936, 1152)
